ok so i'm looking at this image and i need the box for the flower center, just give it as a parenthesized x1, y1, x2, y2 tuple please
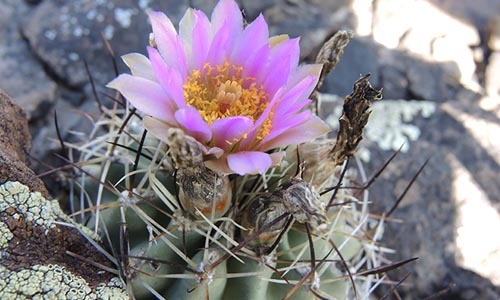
(183, 61, 271, 130)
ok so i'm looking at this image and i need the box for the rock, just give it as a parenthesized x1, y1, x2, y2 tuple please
(28, 88, 101, 198)
(488, 16, 500, 51)
(373, 0, 480, 49)
(405, 56, 460, 101)
(372, 0, 482, 93)
(430, 35, 481, 92)
(20, 0, 195, 88)
(0, 89, 49, 198)
(262, 0, 355, 57)
(322, 36, 466, 101)
(444, 266, 500, 300)
(485, 51, 500, 96)
(383, 49, 463, 101)
(22, 0, 135, 88)
(361, 99, 500, 299)
(0, 181, 128, 299)
(378, 63, 410, 100)
(0, 0, 57, 120)
(321, 36, 381, 97)
(427, 0, 500, 33)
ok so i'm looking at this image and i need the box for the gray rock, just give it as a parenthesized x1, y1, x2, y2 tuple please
(427, 0, 500, 33)
(262, 0, 355, 57)
(405, 57, 459, 101)
(22, 0, 139, 88)
(0, 89, 50, 198)
(20, 0, 200, 88)
(378, 64, 410, 100)
(363, 100, 500, 299)
(0, 0, 56, 120)
(488, 16, 500, 51)
(485, 51, 500, 96)
(321, 36, 381, 97)
(321, 36, 467, 101)
(371, 0, 483, 94)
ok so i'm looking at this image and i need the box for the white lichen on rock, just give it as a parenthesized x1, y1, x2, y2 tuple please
(0, 223, 13, 254)
(114, 7, 137, 28)
(365, 99, 436, 152)
(0, 181, 128, 299)
(321, 93, 436, 157)
(0, 264, 127, 300)
(0, 181, 99, 240)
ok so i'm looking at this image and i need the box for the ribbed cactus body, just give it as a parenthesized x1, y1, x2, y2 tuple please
(66, 105, 385, 299)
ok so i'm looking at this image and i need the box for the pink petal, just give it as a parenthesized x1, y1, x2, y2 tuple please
(179, 8, 196, 38)
(230, 14, 269, 66)
(121, 53, 155, 81)
(258, 115, 330, 151)
(274, 75, 317, 117)
(274, 97, 311, 120)
(241, 43, 270, 81)
(107, 74, 175, 122)
(204, 157, 232, 174)
(210, 116, 253, 150)
(204, 146, 224, 159)
(144, 116, 176, 144)
(227, 151, 273, 175)
(211, 0, 243, 35)
(178, 8, 195, 64)
(174, 107, 212, 143)
(180, 9, 211, 70)
(204, 149, 279, 175)
(148, 10, 187, 78)
(260, 38, 300, 96)
(206, 21, 232, 66)
(147, 46, 186, 108)
(238, 90, 281, 150)
(207, 0, 242, 65)
(273, 37, 300, 70)
(263, 110, 312, 144)
(269, 151, 286, 167)
(286, 64, 323, 91)
(273, 65, 322, 117)
(254, 89, 281, 129)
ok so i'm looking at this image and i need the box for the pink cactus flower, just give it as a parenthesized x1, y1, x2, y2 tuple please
(107, 0, 329, 175)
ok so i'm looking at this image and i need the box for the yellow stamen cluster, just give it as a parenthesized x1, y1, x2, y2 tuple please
(183, 62, 273, 143)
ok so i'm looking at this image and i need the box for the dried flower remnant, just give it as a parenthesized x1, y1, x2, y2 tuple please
(330, 74, 382, 166)
(167, 128, 231, 218)
(107, 0, 329, 175)
(240, 192, 290, 253)
(277, 177, 328, 228)
(310, 30, 353, 110)
(240, 177, 328, 254)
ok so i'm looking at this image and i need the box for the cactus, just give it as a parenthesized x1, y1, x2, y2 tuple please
(53, 2, 394, 299)
(56, 71, 390, 300)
